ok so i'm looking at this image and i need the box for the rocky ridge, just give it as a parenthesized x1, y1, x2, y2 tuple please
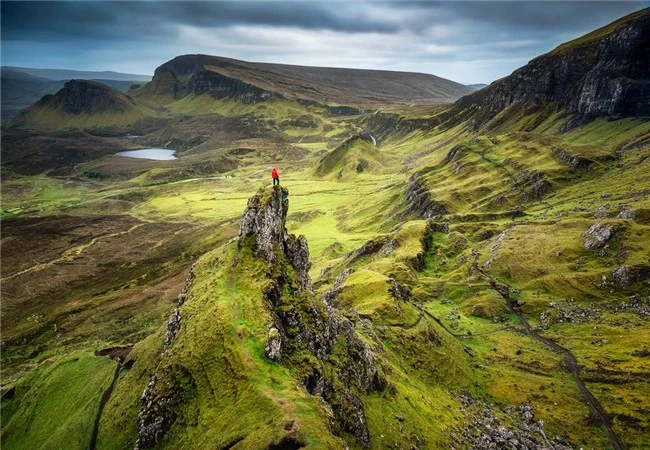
(443, 8, 650, 130)
(239, 186, 386, 446)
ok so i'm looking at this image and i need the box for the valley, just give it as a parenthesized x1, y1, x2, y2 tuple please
(1, 8, 649, 450)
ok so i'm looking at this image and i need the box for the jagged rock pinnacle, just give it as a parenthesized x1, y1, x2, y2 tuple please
(239, 186, 312, 291)
(239, 186, 289, 262)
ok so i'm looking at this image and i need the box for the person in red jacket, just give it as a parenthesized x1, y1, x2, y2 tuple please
(271, 168, 280, 186)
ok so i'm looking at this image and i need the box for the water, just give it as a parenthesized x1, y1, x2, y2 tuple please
(116, 149, 177, 160)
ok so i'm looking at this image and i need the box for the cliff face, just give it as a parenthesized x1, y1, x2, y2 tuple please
(135, 187, 385, 449)
(448, 8, 650, 129)
(136, 54, 278, 105)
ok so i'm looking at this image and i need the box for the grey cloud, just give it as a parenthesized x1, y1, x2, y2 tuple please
(1, 1, 647, 85)
(1, 1, 400, 43)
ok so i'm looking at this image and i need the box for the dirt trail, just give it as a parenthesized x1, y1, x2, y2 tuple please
(470, 249, 625, 450)
(89, 346, 133, 450)
(1, 223, 146, 281)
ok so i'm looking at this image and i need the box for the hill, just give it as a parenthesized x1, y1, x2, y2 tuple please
(11, 79, 153, 129)
(1, 67, 150, 121)
(134, 54, 473, 107)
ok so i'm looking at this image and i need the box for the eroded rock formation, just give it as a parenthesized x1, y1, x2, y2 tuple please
(239, 187, 386, 447)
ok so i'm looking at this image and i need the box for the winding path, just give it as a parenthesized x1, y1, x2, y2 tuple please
(470, 249, 625, 450)
(1, 223, 146, 281)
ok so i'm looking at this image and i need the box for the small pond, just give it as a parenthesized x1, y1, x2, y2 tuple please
(116, 149, 177, 160)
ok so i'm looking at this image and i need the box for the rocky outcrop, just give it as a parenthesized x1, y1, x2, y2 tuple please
(239, 187, 386, 447)
(186, 69, 276, 104)
(138, 54, 279, 105)
(135, 266, 195, 450)
(239, 187, 291, 264)
(453, 394, 572, 450)
(321, 268, 353, 306)
(405, 172, 447, 219)
(441, 9, 650, 130)
(551, 147, 594, 169)
(325, 105, 362, 116)
(582, 222, 617, 250)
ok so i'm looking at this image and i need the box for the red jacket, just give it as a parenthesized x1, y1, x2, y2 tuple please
(271, 169, 279, 179)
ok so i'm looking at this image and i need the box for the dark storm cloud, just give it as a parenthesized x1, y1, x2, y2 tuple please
(0, 1, 399, 42)
(1, 1, 648, 83)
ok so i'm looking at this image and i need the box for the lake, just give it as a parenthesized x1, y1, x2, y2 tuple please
(116, 149, 177, 160)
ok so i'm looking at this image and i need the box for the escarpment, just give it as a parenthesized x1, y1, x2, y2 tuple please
(442, 8, 650, 130)
(136, 54, 279, 105)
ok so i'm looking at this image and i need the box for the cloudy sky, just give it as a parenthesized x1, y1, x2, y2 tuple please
(1, 1, 647, 84)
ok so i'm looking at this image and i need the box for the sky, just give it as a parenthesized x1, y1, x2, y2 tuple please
(1, 1, 648, 84)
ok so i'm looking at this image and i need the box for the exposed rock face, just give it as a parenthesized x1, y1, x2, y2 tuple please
(443, 9, 650, 130)
(552, 147, 594, 169)
(135, 267, 195, 450)
(443, 145, 465, 164)
(36, 79, 136, 115)
(405, 172, 447, 219)
(239, 187, 385, 447)
(321, 268, 353, 306)
(582, 222, 617, 250)
(186, 68, 276, 104)
(325, 105, 362, 116)
(163, 268, 195, 347)
(613, 266, 631, 287)
(140, 54, 279, 104)
(239, 187, 291, 264)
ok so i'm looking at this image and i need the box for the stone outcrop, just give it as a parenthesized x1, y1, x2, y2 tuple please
(135, 266, 195, 450)
(238, 187, 386, 447)
(582, 222, 617, 250)
(138, 54, 279, 105)
(405, 172, 447, 219)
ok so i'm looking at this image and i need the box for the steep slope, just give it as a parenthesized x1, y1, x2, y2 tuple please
(442, 8, 650, 131)
(134, 54, 473, 108)
(11, 80, 153, 129)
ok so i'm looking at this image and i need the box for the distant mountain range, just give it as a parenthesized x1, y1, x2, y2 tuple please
(2, 67, 151, 82)
(1, 67, 151, 120)
(466, 83, 488, 90)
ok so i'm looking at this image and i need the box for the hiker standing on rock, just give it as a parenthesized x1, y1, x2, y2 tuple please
(272, 168, 280, 186)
